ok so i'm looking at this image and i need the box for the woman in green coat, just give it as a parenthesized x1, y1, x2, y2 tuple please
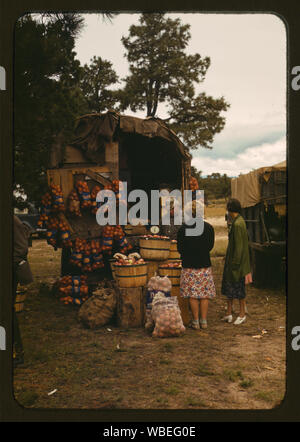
(221, 198, 251, 325)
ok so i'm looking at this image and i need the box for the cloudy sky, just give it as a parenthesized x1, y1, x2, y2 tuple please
(74, 13, 287, 177)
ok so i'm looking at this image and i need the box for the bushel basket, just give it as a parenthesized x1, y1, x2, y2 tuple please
(114, 263, 148, 287)
(139, 237, 171, 261)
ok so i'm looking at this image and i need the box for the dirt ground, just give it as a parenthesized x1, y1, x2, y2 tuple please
(13, 210, 286, 410)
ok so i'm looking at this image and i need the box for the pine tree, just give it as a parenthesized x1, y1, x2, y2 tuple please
(118, 13, 229, 149)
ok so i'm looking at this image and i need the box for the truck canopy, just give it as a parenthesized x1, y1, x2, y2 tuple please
(231, 160, 286, 208)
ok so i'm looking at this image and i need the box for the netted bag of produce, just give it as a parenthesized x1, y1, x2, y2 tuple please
(50, 184, 65, 212)
(82, 241, 93, 272)
(57, 275, 89, 306)
(70, 276, 89, 305)
(46, 216, 60, 247)
(152, 295, 185, 338)
(70, 238, 85, 269)
(38, 192, 52, 227)
(91, 240, 104, 270)
(118, 235, 132, 254)
(157, 276, 172, 293)
(76, 180, 91, 209)
(68, 189, 81, 217)
(58, 219, 72, 248)
(102, 225, 114, 253)
(146, 276, 172, 310)
(90, 185, 102, 215)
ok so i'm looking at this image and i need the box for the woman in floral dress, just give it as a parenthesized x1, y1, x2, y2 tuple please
(177, 203, 216, 330)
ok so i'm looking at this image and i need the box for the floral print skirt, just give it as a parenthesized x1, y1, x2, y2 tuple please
(180, 267, 216, 299)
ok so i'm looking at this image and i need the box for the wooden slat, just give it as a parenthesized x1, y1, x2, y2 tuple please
(47, 169, 60, 186)
(68, 165, 110, 174)
(85, 169, 112, 187)
(105, 141, 119, 180)
(60, 169, 73, 201)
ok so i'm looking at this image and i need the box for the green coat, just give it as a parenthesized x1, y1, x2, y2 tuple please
(223, 214, 251, 283)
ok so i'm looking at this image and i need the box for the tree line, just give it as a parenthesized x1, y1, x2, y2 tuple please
(191, 166, 231, 202)
(14, 13, 229, 207)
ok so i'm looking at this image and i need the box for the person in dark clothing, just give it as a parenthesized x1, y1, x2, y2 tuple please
(221, 198, 251, 325)
(13, 215, 33, 366)
(177, 202, 216, 330)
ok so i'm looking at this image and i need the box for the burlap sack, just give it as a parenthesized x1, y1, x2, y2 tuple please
(78, 287, 117, 329)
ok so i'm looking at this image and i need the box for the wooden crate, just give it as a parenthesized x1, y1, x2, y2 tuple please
(47, 165, 111, 201)
(171, 286, 190, 326)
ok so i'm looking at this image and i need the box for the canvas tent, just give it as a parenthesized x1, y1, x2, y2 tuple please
(231, 160, 286, 208)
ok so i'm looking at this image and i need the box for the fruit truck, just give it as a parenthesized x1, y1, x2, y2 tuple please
(47, 110, 192, 277)
(230, 160, 286, 287)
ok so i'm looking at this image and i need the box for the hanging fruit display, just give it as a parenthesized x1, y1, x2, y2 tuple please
(46, 216, 60, 247)
(56, 275, 89, 305)
(58, 218, 72, 248)
(102, 225, 114, 253)
(68, 189, 82, 217)
(90, 185, 102, 215)
(76, 180, 91, 209)
(189, 176, 199, 191)
(50, 184, 65, 212)
(90, 239, 104, 270)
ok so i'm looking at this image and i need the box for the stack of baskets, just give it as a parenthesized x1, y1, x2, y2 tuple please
(15, 286, 27, 313)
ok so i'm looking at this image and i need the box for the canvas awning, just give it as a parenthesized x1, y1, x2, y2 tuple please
(231, 160, 286, 208)
(69, 110, 191, 163)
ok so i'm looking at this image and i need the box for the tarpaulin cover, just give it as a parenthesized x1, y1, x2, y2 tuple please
(69, 111, 190, 163)
(231, 160, 286, 208)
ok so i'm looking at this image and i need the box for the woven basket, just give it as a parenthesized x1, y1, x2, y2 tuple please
(114, 263, 148, 288)
(15, 289, 27, 313)
(169, 241, 181, 261)
(139, 237, 171, 261)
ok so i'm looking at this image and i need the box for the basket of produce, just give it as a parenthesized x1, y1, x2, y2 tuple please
(139, 235, 171, 261)
(158, 261, 182, 287)
(113, 253, 147, 287)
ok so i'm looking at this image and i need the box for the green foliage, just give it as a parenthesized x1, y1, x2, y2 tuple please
(191, 166, 231, 200)
(14, 14, 87, 206)
(118, 13, 229, 149)
(80, 56, 119, 113)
